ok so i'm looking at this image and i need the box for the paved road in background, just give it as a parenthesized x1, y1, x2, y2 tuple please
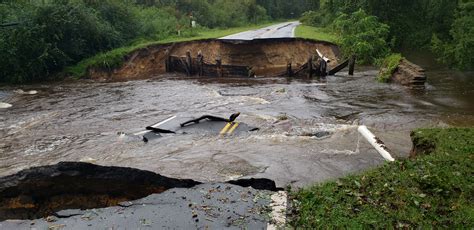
(220, 21, 300, 40)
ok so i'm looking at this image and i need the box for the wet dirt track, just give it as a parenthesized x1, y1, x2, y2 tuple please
(0, 68, 473, 188)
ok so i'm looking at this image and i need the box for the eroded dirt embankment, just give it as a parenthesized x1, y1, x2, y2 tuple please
(391, 59, 427, 87)
(89, 38, 340, 81)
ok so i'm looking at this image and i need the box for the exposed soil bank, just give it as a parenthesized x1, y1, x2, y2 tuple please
(391, 59, 427, 87)
(0, 162, 278, 220)
(88, 38, 340, 81)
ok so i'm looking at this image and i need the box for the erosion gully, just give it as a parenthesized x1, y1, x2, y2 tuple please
(0, 65, 473, 189)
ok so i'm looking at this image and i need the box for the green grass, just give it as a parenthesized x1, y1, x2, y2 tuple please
(290, 128, 474, 228)
(295, 25, 339, 43)
(377, 53, 403, 83)
(64, 22, 283, 78)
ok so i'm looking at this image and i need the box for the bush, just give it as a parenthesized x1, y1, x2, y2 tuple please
(90, 0, 140, 42)
(0, 2, 121, 83)
(431, 2, 474, 70)
(135, 7, 180, 40)
(0, 0, 275, 83)
(0, 1, 186, 83)
(377, 53, 402, 83)
(300, 11, 323, 26)
(332, 9, 392, 65)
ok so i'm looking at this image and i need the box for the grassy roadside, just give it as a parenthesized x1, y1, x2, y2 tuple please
(294, 25, 339, 43)
(65, 22, 283, 79)
(290, 128, 474, 228)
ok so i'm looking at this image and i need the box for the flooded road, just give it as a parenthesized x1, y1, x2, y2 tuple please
(0, 68, 473, 187)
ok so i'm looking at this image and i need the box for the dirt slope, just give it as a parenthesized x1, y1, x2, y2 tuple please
(89, 38, 340, 81)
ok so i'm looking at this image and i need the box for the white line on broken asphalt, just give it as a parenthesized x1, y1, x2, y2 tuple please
(267, 191, 288, 230)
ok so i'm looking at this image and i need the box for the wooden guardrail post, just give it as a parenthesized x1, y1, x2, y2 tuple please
(320, 59, 327, 77)
(197, 50, 204, 76)
(308, 56, 313, 78)
(348, 55, 356, 75)
(315, 49, 329, 77)
(186, 50, 193, 76)
(248, 67, 255, 78)
(216, 55, 223, 78)
(165, 49, 171, 72)
(287, 62, 293, 78)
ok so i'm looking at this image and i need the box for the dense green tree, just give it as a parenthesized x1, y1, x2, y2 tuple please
(332, 9, 392, 64)
(0, 2, 122, 82)
(257, 0, 319, 18)
(432, 1, 474, 70)
(310, 0, 459, 48)
(0, 0, 282, 83)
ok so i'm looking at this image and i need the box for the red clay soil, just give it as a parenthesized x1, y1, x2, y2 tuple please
(88, 38, 341, 81)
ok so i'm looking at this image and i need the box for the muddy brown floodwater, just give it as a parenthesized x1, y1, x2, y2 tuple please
(0, 66, 473, 188)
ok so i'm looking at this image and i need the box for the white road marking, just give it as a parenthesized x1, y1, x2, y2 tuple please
(267, 191, 288, 230)
(133, 115, 177, 136)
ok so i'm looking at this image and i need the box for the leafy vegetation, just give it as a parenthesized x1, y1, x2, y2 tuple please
(377, 53, 403, 83)
(65, 23, 282, 78)
(300, 9, 392, 65)
(431, 1, 474, 70)
(290, 128, 474, 228)
(332, 9, 392, 65)
(294, 25, 338, 43)
(312, 0, 458, 48)
(300, 0, 472, 70)
(256, 0, 320, 19)
(0, 1, 189, 83)
(0, 0, 321, 83)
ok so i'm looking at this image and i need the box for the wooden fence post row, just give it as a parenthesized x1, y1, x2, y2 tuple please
(165, 50, 355, 78)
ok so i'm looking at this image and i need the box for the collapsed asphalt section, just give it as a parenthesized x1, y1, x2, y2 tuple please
(0, 162, 280, 226)
(1, 183, 277, 229)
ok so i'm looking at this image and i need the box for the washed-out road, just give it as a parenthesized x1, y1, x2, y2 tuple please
(220, 21, 300, 40)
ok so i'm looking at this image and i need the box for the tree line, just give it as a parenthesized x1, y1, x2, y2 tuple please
(301, 0, 473, 70)
(0, 0, 320, 83)
(2, 0, 470, 83)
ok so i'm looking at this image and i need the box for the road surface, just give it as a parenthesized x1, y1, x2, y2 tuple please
(1, 184, 283, 229)
(220, 21, 300, 40)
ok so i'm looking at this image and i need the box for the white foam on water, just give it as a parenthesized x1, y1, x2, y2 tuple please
(24, 137, 71, 155)
(79, 157, 97, 163)
(243, 96, 270, 104)
(14, 89, 38, 95)
(0, 102, 12, 109)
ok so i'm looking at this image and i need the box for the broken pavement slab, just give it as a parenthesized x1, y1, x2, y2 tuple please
(0, 183, 286, 229)
(0, 162, 279, 222)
